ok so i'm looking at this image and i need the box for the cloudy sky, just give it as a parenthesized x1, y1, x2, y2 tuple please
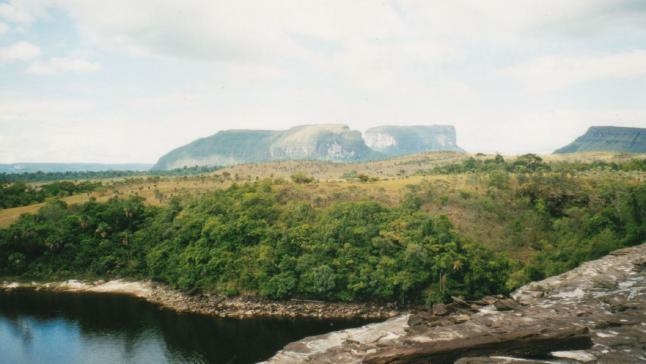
(1, 0, 645, 163)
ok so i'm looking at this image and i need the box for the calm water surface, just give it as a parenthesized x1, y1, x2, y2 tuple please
(0, 290, 372, 364)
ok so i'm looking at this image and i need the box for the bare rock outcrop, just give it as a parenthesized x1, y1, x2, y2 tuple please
(264, 242, 646, 363)
(0, 279, 399, 320)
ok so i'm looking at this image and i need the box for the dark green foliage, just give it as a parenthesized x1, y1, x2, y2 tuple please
(0, 197, 154, 276)
(0, 181, 509, 304)
(523, 182, 646, 280)
(0, 181, 101, 208)
(403, 171, 646, 290)
(291, 173, 315, 184)
(2, 164, 644, 305)
(422, 155, 646, 175)
(142, 183, 509, 303)
(357, 174, 370, 182)
(0, 165, 220, 183)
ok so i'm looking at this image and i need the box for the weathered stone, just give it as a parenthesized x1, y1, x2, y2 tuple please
(455, 357, 550, 364)
(452, 314, 470, 323)
(493, 298, 517, 311)
(364, 325, 591, 364)
(265, 242, 646, 363)
(432, 303, 448, 316)
(550, 350, 597, 362)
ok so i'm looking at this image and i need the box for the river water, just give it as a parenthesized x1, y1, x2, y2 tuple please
(0, 289, 371, 364)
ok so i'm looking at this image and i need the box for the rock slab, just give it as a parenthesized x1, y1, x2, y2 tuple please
(265, 242, 646, 363)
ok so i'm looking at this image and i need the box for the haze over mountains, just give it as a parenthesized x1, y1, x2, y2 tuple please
(0, 163, 153, 174)
(555, 126, 646, 154)
(364, 125, 463, 156)
(152, 124, 463, 170)
(3, 125, 644, 174)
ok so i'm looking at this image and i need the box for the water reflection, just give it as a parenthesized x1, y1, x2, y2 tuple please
(0, 290, 371, 364)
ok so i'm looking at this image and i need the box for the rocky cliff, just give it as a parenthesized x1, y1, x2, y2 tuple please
(152, 124, 379, 170)
(555, 126, 646, 154)
(264, 242, 646, 363)
(364, 125, 463, 156)
(152, 124, 464, 170)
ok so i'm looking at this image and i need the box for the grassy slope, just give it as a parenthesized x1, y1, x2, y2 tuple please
(2, 151, 644, 246)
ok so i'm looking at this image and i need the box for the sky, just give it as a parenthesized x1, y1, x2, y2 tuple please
(1, 0, 646, 164)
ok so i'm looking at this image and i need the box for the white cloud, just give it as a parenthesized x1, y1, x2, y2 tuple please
(42, 0, 646, 89)
(0, 41, 41, 62)
(502, 50, 646, 90)
(0, 96, 93, 120)
(26, 57, 100, 75)
(0, 21, 8, 34)
(0, 1, 34, 24)
(0, 95, 214, 163)
(50, 1, 646, 59)
(1, 1, 646, 162)
(0, 0, 53, 26)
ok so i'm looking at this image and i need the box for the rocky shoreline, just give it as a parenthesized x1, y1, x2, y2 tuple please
(265, 242, 646, 363)
(4, 243, 646, 363)
(0, 279, 401, 320)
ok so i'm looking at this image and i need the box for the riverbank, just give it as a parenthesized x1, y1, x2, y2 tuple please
(265, 242, 646, 363)
(0, 279, 401, 320)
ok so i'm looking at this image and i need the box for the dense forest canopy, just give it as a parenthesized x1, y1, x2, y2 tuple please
(0, 181, 100, 209)
(421, 154, 646, 175)
(0, 181, 509, 304)
(0, 155, 644, 305)
(0, 165, 220, 183)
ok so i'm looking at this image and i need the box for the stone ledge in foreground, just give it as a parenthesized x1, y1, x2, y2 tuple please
(264, 242, 646, 363)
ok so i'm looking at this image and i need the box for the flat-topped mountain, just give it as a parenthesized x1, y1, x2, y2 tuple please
(555, 126, 646, 154)
(152, 124, 380, 170)
(152, 124, 464, 170)
(364, 125, 463, 156)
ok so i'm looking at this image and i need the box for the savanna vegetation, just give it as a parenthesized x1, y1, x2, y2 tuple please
(423, 153, 646, 175)
(0, 153, 644, 306)
(0, 181, 101, 209)
(0, 165, 220, 183)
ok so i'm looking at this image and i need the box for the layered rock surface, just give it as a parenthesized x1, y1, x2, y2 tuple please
(264, 242, 646, 363)
(364, 125, 463, 156)
(555, 126, 646, 154)
(152, 124, 379, 170)
(152, 124, 464, 170)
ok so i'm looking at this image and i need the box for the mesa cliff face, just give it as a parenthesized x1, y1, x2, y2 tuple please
(364, 125, 463, 156)
(264, 242, 646, 363)
(152, 124, 380, 170)
(152, 124, 464, 170)
(555, 126, 646, 154)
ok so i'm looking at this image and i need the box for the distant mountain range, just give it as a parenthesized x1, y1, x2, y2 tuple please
(364, 125, 463, 155)
(152, 124, 463, 170)
(3, 125, 643, 173)
(0, 163, 153, 174)
(555, 126, 646, 154)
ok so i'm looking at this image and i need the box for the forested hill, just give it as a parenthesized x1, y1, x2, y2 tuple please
(0, 182, 510, 304)
(1, 155, 644, 305)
